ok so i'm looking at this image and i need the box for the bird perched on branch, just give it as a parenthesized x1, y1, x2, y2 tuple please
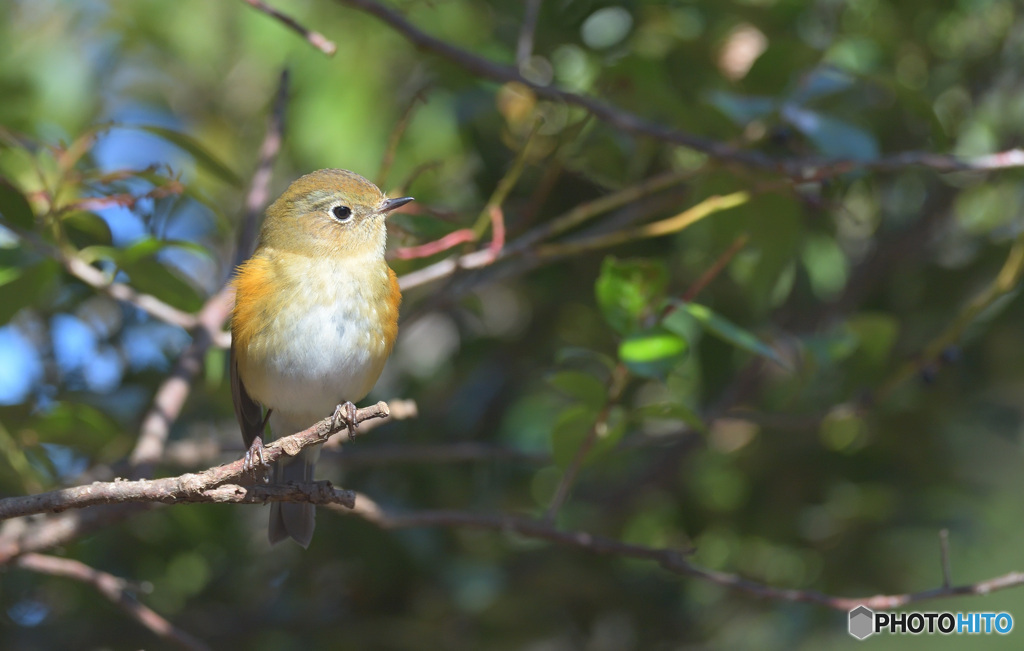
(230, 169, 411, 547)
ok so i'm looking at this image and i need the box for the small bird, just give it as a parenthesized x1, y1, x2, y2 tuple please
(230, 169, 411, 547)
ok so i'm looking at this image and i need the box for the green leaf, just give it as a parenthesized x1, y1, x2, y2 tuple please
(550, 404, 598, 468)
(120, 257, 204, 313)
(555, 346, 616, 373)
(618, 326, 688, 378)
(819, 407, 866, 452)
(547, 371, 607, 410)
(593, 405, 627, 458)
(134, 125, 242, 187)
(846, 313, 899, 366)
(784, 108, 879, 161)
(549, 404, 626, 469)
(801, 235, 848, 299)
(666, 301, 787, 369)
(0, 178, 34, 229)
(0, 259, 58, 324)
(802, 328, 859, 367)
(62, 211, 112, 248)
(789, 67, 855, 105)
(32, 402, 121, 452)
(635, 402, 706, 433)
(707, 91, 777, 125)
(81, 237, 211, 267)
(595, 257, 668, 335)
(205, 347, 226, 389)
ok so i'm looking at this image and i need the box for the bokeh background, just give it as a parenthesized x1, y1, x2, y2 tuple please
(2, 0, 1024, 648)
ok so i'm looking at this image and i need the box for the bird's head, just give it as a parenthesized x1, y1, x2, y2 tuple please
(259, 169, 413, 258)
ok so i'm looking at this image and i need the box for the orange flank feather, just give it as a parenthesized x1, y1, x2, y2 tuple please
(231, 255, 274, 361)
(382, 265, 401, 355)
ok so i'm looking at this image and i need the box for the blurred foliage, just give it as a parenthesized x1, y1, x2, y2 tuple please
(2, 0, 1024, 649)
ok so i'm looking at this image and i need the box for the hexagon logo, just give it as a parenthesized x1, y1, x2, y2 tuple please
(849, 605, 874, 640)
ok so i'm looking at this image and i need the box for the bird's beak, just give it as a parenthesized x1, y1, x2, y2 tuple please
(379, 196, 414, 214)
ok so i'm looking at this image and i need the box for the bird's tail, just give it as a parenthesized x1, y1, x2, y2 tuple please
(268, 446, 320, 548)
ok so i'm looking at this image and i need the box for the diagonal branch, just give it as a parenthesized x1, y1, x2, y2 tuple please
(340, 493, 1024, 612)
(544, 363, 628, 522)
(129, 71, 290, 476)
(334, 0, 1024, 180)
(334, 0, 767, 169)
(397, 168, 694, 291)
(15, 553, 211, 651)
(516, 0, 543, 66)
(240, 0, 336, 55)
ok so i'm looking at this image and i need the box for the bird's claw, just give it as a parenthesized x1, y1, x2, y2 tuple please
(243, 435, 269, 482)
(330, 401, 359, 439)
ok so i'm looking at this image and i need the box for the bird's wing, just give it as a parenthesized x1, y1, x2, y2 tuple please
(230, 342, 265, 448)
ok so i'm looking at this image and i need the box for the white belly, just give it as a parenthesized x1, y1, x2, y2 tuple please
(240, 258, 394, 424)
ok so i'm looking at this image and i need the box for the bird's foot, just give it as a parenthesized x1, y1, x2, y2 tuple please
(330, 401, 359, 440)
(243, 435, 270, 482)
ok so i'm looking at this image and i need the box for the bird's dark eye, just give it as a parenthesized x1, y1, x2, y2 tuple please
(331, 205, 353, 221)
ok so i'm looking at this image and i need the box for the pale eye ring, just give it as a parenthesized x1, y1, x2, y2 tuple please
(330, 205, 353, 222)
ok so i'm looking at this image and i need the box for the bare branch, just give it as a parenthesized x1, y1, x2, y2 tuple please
(234, 69, 290, 269)
(545, 364, 628, 522)
(61, 254, 199, 329)
(681, 233, 750, 302)
(334, 0, 1024, 179)
(127, 288, 234, 475)
(0, 402, 388, 521)
(376, 86, 428, 188)
(0, 226, 200, 331)
(877, 227, 1024, 400)
(397, 168, 694, 291)
(333, 0, 767, 168)
(0, 506, 139, 564)
(536, 191, 750, 258)
(129, 71, 290, 475)
(240, 0, 336, 55)
(940, 529, 952, 589)
(15, 553, 211, 651)
(340, 494, 1024, 611)
(516, 0, 543, 66)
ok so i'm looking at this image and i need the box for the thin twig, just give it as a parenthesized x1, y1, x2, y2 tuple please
(61, 254, 199, 330)
(234, 69, 290, 269)
(0, 504, 147, 564)
(340, 494, 1024, 611)
(240, 0, 336, 55)
(0, 221, 200, 331)
(681, 233, 750, 302)
(397, 168, 694, 291)
(16, 553, 211, 651)
(393, 228, 476, 260)
(877, 228, 1024, 399)
(333, 0, 767, 168)
(333, 0, 1024, 180)
(536, 191, 750, 258)
(544, 364, 628, 522)
(0, 403, 388, 521)
(940, 529, 952, 589)
(376, 86, 429, 188)
(127, 288, 235, 475)
(471, 122, 541, 238)
(128, 72, 290, 476)
(516, 0, 543, 66)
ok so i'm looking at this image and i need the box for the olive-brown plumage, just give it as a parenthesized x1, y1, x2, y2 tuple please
(231, 169, 409, 547)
